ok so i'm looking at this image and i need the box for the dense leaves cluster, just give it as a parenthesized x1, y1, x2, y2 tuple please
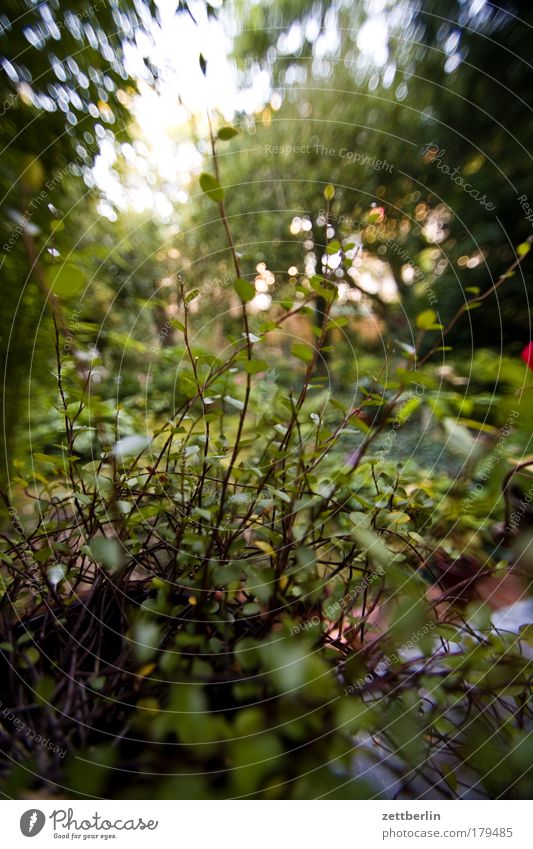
(1, 170, 532, 797)
(0, 0, 532, 802)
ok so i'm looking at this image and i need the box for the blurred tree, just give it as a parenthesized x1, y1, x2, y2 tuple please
(181, 0, 533, 356)
(0, 0, 208, 489)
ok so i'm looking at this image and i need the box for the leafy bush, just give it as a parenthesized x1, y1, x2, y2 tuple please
(1, 142, 532, 800)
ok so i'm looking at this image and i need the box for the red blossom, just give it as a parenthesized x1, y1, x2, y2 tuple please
(521, 341, 533, 370)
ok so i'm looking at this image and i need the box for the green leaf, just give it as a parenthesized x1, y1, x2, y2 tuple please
(268, 487, 291, 504)
(442, 418, 476, 458)
(326, 316, 348, 330)
(199, 172, 224, 204)
(291, 342, 314, 363)
(243, 359, 268, 374)
(517, 241, 531, 257)
(456, 417, 497, 434)
(88, 536, 124, 573)
(330, 398, 346, 413)
(112, 434, 150, 461)
(212, 563, 243, 586)
(396, 396, 421, 425)
(132, 620, 161, 663)
(224, 395, 244, 410)
(323, 183, 335, 201)
(185, 288, 199, 305)
(44, 262, 85, 298)
(349, 513, 395, 571)
(350, 416, 370, 434)
(309, 275, 326, 291)
(32, 452, 62, 467)
(234, 278, 255, 302)
(218, 126, 239, 141)
(385, 511, 411, 525)
(47, 563, 67, 590)
(296, 546, 316, 569)
(192, 507, 212, 521)
(416, 309, 437, 330)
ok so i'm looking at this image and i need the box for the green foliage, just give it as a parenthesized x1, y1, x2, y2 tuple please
(199, 172, 224, 204)
(234, 278, 256, 302)
(1, 0, 533, 804)
(217, 127, 239, 141)
(1, 170, 532, 798)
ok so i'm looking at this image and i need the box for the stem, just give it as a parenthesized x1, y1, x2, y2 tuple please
(206, 115, 253, 529)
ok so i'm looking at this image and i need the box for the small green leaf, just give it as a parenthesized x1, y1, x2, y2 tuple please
(323, 183, 335, 201)
(184, 444, 200, 459)
(517, 242, 531, 257)
(224, 395, 244, 410)
(192, 507, 212, 521)
(44, 262, 85, 298)
(234, 278, 255, 302)
(396, 396, 421, 424)
(185, 288, 199, 305)
(47, 563, 67, 590)
(112, 434, 150, 461)
(296, 547, 316, 569)
(199, 172, 224, 204)
(350, 416, 370, 434)
(88, 536, 124, 573)
(243, 359, 268, 374)
(32, 452, 62, 467)
(132, 620, 161, 663)
(385, 511, 411, 525)
(268, 487, 291, 504)
(416, 309, 437, 330)
(291, 342, 314, 363)
(326, 316, 348, 330)
(218, 126, 239, 141)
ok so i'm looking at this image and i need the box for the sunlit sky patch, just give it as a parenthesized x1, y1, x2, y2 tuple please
(93, 0, 270, 216)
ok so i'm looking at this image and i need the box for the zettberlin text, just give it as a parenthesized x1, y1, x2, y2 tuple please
(382, 811, 441, 820)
